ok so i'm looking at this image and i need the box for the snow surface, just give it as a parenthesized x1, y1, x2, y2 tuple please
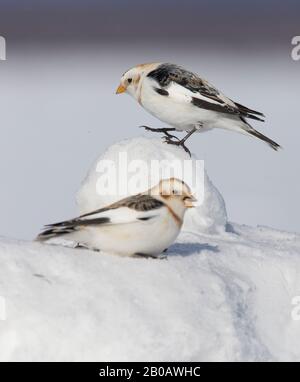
(1, 225, 300, 362)
(1, 137, 300, 361)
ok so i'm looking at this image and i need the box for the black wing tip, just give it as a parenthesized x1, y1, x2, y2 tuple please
(233, 101, 265, 120)
(250, 110, 265, 118)
(246, 114, 265, 122)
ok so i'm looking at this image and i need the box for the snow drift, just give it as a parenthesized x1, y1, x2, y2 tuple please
(1, 137, 300, 361)
(1, 226, 300, 362)
(77, 137, 227, 234)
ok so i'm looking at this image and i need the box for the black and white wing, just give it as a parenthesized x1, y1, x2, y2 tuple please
(147, 63, 265, 122)
(37, 194, 165, 241)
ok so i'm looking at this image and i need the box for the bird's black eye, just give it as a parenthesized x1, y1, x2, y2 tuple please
(127, 78, 132, 84)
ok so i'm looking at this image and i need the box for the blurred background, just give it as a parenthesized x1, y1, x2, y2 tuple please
(0, 0, 299, 239)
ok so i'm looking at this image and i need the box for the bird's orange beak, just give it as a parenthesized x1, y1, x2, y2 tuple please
(116, 84, 126, 94)
(184, 194, 197, 208)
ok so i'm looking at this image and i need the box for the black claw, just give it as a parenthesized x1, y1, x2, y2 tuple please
(140, 125, 154, 132)
(182, 144, 192, 157)
(163, 136, 176, 144)
(163, 137, 191, 157)
(140, 125, 177, 135)
(164, 131, 179, 140)
(140, 125, 191, 155)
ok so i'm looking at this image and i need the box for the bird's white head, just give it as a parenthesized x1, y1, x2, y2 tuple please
(116, 63, 160, 100)
(150, 178, 197, 211)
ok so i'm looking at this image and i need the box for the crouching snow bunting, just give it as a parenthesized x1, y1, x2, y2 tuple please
(36, 178, 196, 258)
(116, 62, 281, 154)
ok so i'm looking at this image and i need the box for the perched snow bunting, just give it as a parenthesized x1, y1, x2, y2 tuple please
(37, 178, 196, 258)
(116, 62, 281, 154)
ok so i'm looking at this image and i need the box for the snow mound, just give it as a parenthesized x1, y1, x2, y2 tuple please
(77, 137, 227, 234)
(1, 225, 300, 361)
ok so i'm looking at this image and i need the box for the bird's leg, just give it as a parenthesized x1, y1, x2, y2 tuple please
(140, 125, 179, 140)
(164, 127, 198, 157)
(180, 127, 198, 144)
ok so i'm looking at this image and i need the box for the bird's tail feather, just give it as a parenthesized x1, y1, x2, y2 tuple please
(36, 222, 76, 242)
(245, 127, 281, 151)
(240, 117, 281, 151)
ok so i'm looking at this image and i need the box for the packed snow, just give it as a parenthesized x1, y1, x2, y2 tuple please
(0, 137, 300, 361)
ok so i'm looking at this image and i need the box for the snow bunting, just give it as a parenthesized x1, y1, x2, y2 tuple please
(116, 62, 281, 154)
(36, 178, 196, 258)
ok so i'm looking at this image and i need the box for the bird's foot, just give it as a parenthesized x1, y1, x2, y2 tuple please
(74, 243, 88, 249)
(140, 125, 179, 140)
(163, 136, 192, 157)
(73, 243, 100, 252)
